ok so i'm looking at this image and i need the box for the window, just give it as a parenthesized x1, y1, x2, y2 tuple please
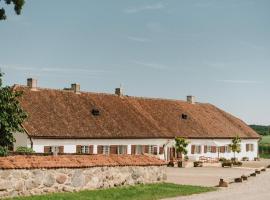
(225, 146, 231, 153)
(246, 144, 254, 152)
(148, 145, 154, 154)
(207, 146, 211, 153)
(181, 114, 188, 119)
(118, 145, 127, 155)
(195, 145, 201, 154)
(103, 145, 110, 155)
(91, 108, 100, 116)
(136, 145, 143, 154)
(81, 146, 89, 154)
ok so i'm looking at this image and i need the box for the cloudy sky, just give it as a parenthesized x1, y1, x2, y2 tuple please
(0, 0, 269, 125)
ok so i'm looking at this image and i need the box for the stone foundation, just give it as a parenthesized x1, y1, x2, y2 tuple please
(0, 166, 166, 198)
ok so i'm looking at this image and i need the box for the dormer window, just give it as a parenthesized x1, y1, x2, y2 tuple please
(91, 108, 100, 116)
(181, 114, 188, 120)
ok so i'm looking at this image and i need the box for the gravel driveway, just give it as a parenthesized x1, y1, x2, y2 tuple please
(164, 169, 270, 200)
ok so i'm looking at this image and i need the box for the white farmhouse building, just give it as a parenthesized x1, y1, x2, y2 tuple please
(13, 78, 260, 161)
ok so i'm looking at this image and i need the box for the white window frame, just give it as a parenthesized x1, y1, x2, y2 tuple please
(118, 145, 127, 155)
(103, 145, 110, 155)
(81, 146, 89, 154)
(135, 145, 143, 155)
(195, 145, 201, 154)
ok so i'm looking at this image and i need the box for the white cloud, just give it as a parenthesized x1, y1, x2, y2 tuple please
(127, 36, 150, 43)
(124, 2, 165, 14)
(216, 80, 263, 84)
(133, 60, 168, 70)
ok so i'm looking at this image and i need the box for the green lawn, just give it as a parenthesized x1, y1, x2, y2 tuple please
(10, 183, 216, 200)
(260, 136, 270, 145)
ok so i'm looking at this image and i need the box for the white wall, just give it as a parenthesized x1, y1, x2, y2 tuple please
(29, 138, 259, 161)
(13, 132, 31, 150)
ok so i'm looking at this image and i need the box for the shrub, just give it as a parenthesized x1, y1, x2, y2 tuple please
(184, 155, 189, 161)
(0, 146, 8, 157)
(233, 161, 242, 166)
(222, 161, 232, 168)
(16, 146, 35, 154)
(194, 161, 203, 167)
(167, 161, 174, 167)
(242, 157, 249, 161)
(219, 157, 227, 162)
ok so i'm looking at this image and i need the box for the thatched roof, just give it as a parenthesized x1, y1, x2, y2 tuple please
(15, 85, 259, 139)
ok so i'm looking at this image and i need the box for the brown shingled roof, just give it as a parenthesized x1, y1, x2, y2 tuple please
(0, 155, 165, 169)
(16, 86, 259, 139)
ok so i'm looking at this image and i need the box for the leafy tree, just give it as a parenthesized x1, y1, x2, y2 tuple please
(174, 137, 189, 160)
(229, 136, 241, 160)
(0, 72, 27, 156)
(250, 125, 270, 136)
(0, 0, 25, 20)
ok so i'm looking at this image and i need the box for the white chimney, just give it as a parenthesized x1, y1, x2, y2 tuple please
(187, 95, 196, 104)
(27, 78, 37, 91)
(71, 83, 80, 94)
(115, 87, 124, 96)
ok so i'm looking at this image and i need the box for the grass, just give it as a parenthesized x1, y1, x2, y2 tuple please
(259, 153, 270, 159)
(260, 136, 270, 145)
(9, 183, 216, 200)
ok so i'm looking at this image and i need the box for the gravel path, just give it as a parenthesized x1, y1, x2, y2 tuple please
(164, 169, 270, 200)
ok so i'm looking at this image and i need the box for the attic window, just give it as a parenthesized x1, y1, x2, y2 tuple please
(91, 108, 100, 116)
(181, 114, 188, 120)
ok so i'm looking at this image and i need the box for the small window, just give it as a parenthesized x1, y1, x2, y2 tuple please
(181, 114, 188, 119)
(91, 108, 100, 116)
(135, 145, 143, 155)
(81, 146, 89, 154)
(118, 145, 127, 155)
(103, 145, 110, 155)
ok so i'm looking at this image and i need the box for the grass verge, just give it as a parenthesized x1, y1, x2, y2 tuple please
(9, 183, 216, 200)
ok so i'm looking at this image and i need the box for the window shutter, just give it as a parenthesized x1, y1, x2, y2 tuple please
(191, 145, 195, 154)
(159, 146, 164, 154)
(204, 145, 207, 153)
(76, 145, 82, 154)
(131, 145, 136, 154)
(211, 146, 216, 153)
(110, 145, 118, 154)
(89, 145, 93, 154)
(153, 146, 158, 155)
(59, 146, 64, 154)
(220, 146, 225, 153)
(97, 145, 103, 154)
(44, 146, 51, 153)
(144, 145, 149, 153)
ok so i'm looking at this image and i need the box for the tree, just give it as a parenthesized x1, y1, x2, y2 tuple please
(229, 136, 241, 160)
(174, 137, 189, 160)
(0, 72, 27, 156)
(0, 0, 25, 20)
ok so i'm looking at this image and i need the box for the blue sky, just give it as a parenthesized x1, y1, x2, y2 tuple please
(0, 0, 269, 125)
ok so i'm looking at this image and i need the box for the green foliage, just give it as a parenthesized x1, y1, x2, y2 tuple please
(10, 183, 215, 200)
(0, 146, 8, 156)
(16, 146, 35, 153)
(174, 137, 189, 156)
(0, 72, 27, 152)
(229, 136, 241, 160)
(0, 0, 25, 20)
(250, 125, 270, 136)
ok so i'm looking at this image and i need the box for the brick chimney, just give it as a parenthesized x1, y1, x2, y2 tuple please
(187, 95, 196, 104)
(71, 83, 80, 94)
(115, 87, 124, 96)
(27, 78, 37, 91)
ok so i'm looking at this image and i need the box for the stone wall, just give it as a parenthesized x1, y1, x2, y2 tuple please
(0, 165, 166, 198)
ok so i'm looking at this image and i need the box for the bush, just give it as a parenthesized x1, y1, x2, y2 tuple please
(219, 157, 227, 162)
(184, 155, 189, 161)
(0, 146, 8, 157)
(222, 161, 232, 168)
(194, 161, 203, 167)
(242, 157, 249, 161)
(167, 161, 174, 167)
(16, 146, 35, 154)
(233, 161, 242, 166)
